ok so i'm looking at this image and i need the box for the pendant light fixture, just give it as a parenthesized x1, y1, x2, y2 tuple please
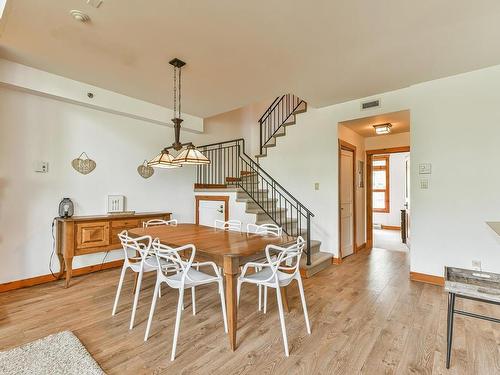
(148, 58, 210, 168)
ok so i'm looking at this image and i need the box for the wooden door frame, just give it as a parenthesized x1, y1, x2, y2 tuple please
(338, 140, 357, 259)
(366, 146, 410, 250)
(195, 195, 229, 224)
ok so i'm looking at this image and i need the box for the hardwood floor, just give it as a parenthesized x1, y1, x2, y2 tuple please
(1, 248, 499, 374)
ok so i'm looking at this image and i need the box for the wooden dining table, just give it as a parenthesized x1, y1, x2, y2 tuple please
(129, 223, 295, 351)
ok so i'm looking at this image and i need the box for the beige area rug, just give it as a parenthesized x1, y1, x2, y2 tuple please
(0, 331, 105, 375)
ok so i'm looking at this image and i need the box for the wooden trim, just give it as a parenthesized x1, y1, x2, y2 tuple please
(356, 242, 366, 252)
(194, 183, 227, 189)
(0, 260, 124, 293)
(338, 139, 357, 259)
(195, 195, 230, 225)
(381, 225, 401, 231)
(372, 155, 390, 213)
(332, 257, 342, 265)
(410, 271, 444, 286)
(366, 146, 410, 252)
(366, 146, 410, 155)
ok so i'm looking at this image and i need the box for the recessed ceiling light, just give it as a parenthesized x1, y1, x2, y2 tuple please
(373, 123, 392, 135)
(70, 10, 91, 23)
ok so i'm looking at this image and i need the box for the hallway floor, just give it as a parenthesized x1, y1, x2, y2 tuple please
(373, 228, 408, 252)
(1, 248, 499, 374)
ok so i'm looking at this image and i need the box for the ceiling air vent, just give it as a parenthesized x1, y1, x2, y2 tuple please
(360, 99, 381, 110)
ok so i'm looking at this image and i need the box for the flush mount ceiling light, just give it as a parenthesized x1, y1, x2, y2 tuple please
(70, 10, 91, 23)
(373, 123, 392, 135)
(148, 58, 210, 168)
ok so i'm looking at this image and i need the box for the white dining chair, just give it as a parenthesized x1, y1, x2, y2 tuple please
(143, 218, 178, 228)
(112, 230, 177, 330)
(144, 240, 228, 361)
(214, 219, 242, 231)
(247, 223, 283, 312)
(247, 223, 282, 236)
(237, 236, 311, 356)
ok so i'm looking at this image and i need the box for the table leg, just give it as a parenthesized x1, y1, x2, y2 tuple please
(224, 255, 239, 351)
(446, 292, 456, 369)
(56, 253, 65, 279)
(64, 257, 73, 288)
(281, 286, 290, 313)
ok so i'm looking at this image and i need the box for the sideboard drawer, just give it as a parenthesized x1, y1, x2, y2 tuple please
(76, 222, 110, 250)
(111, 219, 140, 228)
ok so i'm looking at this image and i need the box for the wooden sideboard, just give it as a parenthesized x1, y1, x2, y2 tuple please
(56, 212, 171, 288)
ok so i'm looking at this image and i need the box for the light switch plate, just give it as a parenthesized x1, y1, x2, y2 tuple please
(419, 163, 432, 174)
(420, 178, 429, 189)
(314, 182, 320, 190)
(34, 161, 49, 173)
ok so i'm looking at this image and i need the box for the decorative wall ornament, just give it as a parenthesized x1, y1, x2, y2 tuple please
(71, 152, 96, 175)
(357, 160, 364, 188)
(137, 160, 155, 179)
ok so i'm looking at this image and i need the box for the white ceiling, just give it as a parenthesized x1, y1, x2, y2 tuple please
(339, 110, 410, 137)
(1, 1, 500, 118)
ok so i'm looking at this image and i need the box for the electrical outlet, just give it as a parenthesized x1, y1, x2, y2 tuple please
(472, 260, 482, 271)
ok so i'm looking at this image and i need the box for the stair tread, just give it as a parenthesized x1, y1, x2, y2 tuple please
(300, 251, 332, 268)
(246, 207, 287, 214)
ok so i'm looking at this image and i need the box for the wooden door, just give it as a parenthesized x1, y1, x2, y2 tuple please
(195, 196, 229, 227)
(340, 149, 354, 257)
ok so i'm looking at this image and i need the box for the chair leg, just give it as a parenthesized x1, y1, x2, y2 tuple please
(237, 279, 242, 307)
(264, 286, 268, 314)
(130, 269, 144, 330)
(297, 276, 311, 334)
(112, 265, 127, 316)
(171, 287, 184, 361)
(158, 284, 162, 299)
(275, 286, 289, 356)
(144, 280, 161, 341)
(219, 280, 228, 333)
(192, 287, 196, 315)
(258, 284, 262, 311)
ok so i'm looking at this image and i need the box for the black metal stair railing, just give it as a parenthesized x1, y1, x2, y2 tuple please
(259, 94, 305, 156)
(196, 139, 314, 265)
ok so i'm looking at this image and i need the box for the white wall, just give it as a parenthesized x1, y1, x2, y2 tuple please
(204, 98, 270, 158)
(409, 66, 500, 277)
(373, 152, 409, 227)
(260, 88, 411, 254)
(260, 64, 500, 278)
(338, 124, 366, 247)
(0, 59, 204, 132)
(0, 85, 243, 284)
(365, 132, 410, 150)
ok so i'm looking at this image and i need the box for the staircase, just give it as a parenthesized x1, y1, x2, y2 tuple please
(196, 136, 332, 277)
(256, 94, 308, 160)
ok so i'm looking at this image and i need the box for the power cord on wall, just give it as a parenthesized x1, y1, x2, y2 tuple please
(49, 217, 58, 279)
(49, 218, 113, 280)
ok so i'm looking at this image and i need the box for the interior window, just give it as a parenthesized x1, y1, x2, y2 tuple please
(372, 155, 389, 213)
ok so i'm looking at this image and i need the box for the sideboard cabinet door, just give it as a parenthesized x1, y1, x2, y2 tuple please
(76, 222, 110, 250)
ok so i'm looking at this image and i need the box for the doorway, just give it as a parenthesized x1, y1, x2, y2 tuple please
(338, 140, 356, 258)
(366, 147, 410, 250)
(195, 195, 229, 226)
(337, 109, 411, 260)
